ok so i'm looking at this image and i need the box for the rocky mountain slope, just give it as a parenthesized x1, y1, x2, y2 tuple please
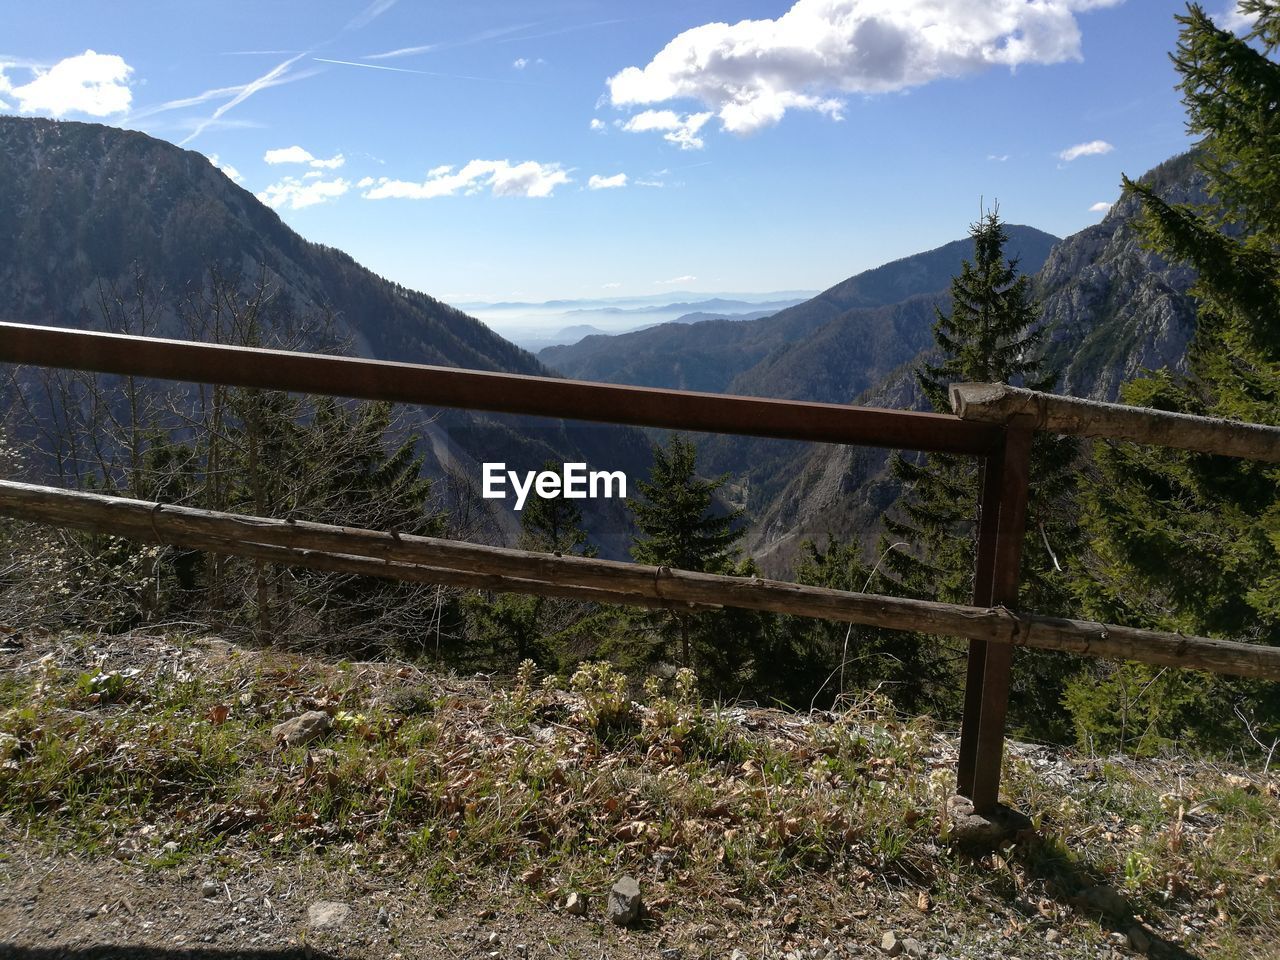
(1035, 152, 1202, 401)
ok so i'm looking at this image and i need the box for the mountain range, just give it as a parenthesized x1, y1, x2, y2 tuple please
(0, 116, 1204, 573)
(535, 157, 1202, 570)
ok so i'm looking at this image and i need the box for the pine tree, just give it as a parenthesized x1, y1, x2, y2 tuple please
(517, 463, 598, 557)
(1074, 2, 1280, 754)
(466, 465, 598, 669)
(629, 436, 747, 666)
(875, 209, 1081, 736)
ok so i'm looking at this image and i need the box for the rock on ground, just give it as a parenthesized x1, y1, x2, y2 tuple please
(272, 710, 332, 747)
(607, 875, 642, 927)
(307, 901, 352, 930)
(945, 795, 1032, 854)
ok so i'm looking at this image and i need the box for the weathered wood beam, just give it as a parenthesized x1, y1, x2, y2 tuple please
(950, 382, 1280, 462)
(4, 480, 1279, 680)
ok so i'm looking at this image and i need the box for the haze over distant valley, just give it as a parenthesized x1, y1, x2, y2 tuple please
(458, 293, 816, 351)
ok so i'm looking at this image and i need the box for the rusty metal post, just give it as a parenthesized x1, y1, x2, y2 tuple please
(956, 416, 1035, 812)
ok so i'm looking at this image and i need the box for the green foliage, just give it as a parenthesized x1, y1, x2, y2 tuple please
(627, 435, 750, 671)
(787, 537, 946, 713)
(464, 470, 599, 670)
(569, 660, 636, 739)
(866, 211, 1083, 734)
(1078, 2, 1280, 756)
(517, 464, 598, 557)
(631, 435, 745, 574)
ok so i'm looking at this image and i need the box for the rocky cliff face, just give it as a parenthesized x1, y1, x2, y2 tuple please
(1035, 152, 1203, 401)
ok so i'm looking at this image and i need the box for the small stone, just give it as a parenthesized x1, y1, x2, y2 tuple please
(515, 944, 529, 958)
(945, 795, 1032, 854)
(200, 880, 219, 899)
(307, 901, 352, 930)
(487, 932, 500, 945)
(660, 948, 681, 960)
(376, 906, 390, 927)
(880, 931, 903, 957)
(272, 710, 331, 747)
(901, 938, 926, 959)
(564, 892, 586, 916)
(1108, 931, 1128, 947)
(1045, 928, 1061, 944)
(730, 950, 749, 960)
(607, 875, 642, 927)
(161, 841, 179, 854)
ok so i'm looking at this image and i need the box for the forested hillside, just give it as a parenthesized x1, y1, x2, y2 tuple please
(0, 116, 651, 550)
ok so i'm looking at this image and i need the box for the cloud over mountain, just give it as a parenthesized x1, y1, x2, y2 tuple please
(1, 50, 132, 117)
(608, 0, 1120, 140)
(362, 159, 571, 199)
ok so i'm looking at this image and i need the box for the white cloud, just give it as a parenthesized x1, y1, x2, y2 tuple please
(602, 282, 622, 289)
(311, 153, 345, 169)
(589, 117, 605, 132)
(264, 145, 345, 168)
(257, 176, 351, 210)
(655, 275, 696, 285)
(7, 50, 132, 117)
(1217, 1, 1260, 32)
(622, 109, 713, 150)
(357, 176, 376, 188)
(347, 0, 399, 31)
(513, 57, 529, 69)
(988, 153, 1009, 162)
(608, 0, 1120, 138)
(1059, 139, 1113, 162)
(265, 145, 315, 164)
(588, 173, 628, 190)
(208, 153, 244, 184)
(1089, 200, 1113, 212)
(363, 159, 571, 200)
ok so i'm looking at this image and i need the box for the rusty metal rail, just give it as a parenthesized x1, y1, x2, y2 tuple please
(0, 323, 1001, 455)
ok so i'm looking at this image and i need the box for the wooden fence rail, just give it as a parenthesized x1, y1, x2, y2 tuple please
(4, 479, 1279, 681)
(951, 382, 1280, 461)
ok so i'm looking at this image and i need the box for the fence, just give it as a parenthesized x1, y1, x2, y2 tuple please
(3, 320, 1278, 814)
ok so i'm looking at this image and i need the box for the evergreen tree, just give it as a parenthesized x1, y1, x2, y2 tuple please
(466, 467, 598, 669)
(517, 464, 598, 557)
(629, 435, 747, 667)
(1074, 2, 1280, 754)
(875, 209, 1081, 736)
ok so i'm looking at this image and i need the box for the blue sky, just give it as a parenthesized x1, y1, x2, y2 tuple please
(0, 1, 1256, 303)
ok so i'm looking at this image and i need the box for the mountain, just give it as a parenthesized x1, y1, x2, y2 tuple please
(746, 154, 1205, 572)
(670, 308, 779, 325)
(538, 226, 1059, 393)
(0, 116, 649, 553)
(1035, 152, 1202, 401)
